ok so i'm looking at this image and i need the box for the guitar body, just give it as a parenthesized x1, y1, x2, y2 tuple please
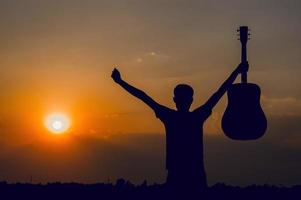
(222, 83, 267, 140)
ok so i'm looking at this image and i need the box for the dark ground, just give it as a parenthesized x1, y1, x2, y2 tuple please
(0, 179, 300, 200)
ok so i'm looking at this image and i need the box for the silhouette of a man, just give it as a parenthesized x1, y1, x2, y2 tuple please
(111, 62, 248, 190)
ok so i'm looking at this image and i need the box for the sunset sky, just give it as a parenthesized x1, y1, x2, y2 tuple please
(0, 0, 301, 186)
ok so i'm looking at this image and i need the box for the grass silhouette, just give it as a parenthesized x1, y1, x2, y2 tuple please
(0, 180, 300, 200)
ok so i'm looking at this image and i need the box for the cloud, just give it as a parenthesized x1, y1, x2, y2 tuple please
(262, 96, 301, 116)
(0, 114, 301, 186)
(134, 51, 171, 64)
(0, 132, 166, 184)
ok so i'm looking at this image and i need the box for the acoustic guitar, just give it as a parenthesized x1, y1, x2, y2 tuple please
(221, 26, 267, 140)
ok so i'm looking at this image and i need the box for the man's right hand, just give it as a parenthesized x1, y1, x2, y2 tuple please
(111, 68, 122, 83)
(236, 62, 249, 74)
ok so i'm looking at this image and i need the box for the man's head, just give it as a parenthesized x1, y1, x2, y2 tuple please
(173, 84, 194, 112)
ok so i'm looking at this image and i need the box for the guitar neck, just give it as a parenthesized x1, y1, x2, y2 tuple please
(241, 43, 247, 83)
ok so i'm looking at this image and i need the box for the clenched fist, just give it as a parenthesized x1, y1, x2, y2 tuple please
(111, 68, 122, 83)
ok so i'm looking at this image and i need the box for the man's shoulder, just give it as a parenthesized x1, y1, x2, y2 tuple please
(192, 104, 212, 113)
(159, 106, 176, 116)
(154, 105, 175, 120)
(192, 105, 212, 119)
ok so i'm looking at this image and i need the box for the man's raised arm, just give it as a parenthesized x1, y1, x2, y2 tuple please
(195, 62, 249, 112)
(111, 68, 161, 111)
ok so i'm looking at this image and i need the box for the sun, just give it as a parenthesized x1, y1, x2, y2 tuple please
(45, 113, 71, 134)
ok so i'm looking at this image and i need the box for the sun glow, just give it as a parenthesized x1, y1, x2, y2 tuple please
(45, 113, 71, 134)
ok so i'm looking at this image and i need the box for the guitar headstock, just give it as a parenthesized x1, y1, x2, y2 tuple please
(237, 26, 250, 44)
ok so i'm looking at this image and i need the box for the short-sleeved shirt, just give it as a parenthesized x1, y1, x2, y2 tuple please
(154, 105, 212, 171)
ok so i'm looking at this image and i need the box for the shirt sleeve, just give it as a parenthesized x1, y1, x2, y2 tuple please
(153, 104, 172, 122)
(192, 104, 212, 122)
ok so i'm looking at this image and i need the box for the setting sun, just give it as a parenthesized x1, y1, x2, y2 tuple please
(45, 113, 71, 134)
